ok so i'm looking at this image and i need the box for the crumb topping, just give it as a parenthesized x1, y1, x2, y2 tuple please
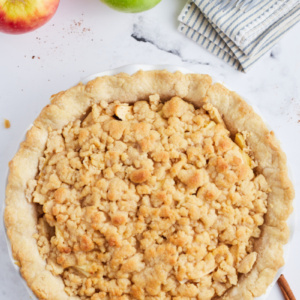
(30, 96, 269, 299)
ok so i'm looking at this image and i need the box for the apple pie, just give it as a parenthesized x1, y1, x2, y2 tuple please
(5, 70, 294, 300)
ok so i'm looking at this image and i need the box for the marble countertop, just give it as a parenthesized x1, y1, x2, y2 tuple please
(0, 0, 299, 299)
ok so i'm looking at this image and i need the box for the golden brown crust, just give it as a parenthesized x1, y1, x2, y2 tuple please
(4, 70, 294, 300)
(204, 83, 294, 299)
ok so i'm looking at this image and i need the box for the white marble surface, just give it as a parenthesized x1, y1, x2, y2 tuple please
(0, 0, 299, 299)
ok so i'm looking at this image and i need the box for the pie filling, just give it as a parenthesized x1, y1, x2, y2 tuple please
(29, 95, 269, 299)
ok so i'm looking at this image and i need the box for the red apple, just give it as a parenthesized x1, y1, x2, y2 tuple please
(0, 0, 60, 34)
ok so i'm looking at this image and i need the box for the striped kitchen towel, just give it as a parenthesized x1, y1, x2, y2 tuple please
(178, 0, 300, 71)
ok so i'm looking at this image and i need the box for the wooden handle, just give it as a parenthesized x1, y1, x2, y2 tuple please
(278, 275, 296, 300)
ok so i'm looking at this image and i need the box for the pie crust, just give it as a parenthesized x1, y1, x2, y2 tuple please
(4, 70, 294, 300)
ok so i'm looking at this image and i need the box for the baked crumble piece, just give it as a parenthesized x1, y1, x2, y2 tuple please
(30, 96, 269, 300)
(4, 118, 11, 129)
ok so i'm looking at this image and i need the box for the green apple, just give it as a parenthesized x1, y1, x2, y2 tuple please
(100, 0, 161, 13)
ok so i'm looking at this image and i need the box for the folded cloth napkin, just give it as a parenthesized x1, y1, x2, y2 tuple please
(178, 0, 300, 71)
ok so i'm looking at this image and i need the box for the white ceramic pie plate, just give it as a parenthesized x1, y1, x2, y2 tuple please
(3, 64, 296, 300)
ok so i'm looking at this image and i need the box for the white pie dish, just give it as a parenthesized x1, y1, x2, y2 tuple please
(3, 64, 296, 300)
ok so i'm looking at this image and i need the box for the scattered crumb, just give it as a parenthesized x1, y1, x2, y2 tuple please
(32, 55, 35, 59)
(4, 119, 10, 129)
